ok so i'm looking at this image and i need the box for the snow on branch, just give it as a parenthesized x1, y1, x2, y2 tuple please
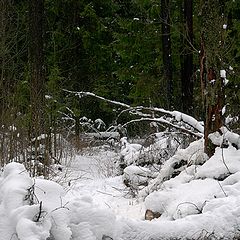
(171, 111, 204, 134)
(122, 118, 203, 138)
(63, 89, 130, 108)
(221, 127, 240, 149)
(63, 89, 204, 135)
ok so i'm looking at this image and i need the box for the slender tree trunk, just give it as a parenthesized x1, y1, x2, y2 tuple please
(28, 0, 47, 175)
(161, 0, 173, 109)
(200, 0, 225, 156)
(0, 0, 8, 118)
(29, 0, 45, 122)
(181, 0, 193, 114)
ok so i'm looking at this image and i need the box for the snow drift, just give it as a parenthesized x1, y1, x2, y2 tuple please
(0, 162, 116, 240)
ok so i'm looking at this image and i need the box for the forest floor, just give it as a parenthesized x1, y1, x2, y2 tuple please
(58, 142, 240, 240)
(1, 141, 240, 240)
(61, 147, 146, 220)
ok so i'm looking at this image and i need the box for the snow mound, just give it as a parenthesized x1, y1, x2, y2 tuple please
(140, 139, 207, 196)
(0, 162, 52, 240)
(0, 162, 116, 240)
(142, 140, 240, 239)
(68, 196, 116, 240)
(197, 146, 240, 179)
(123, 166, 156, 188)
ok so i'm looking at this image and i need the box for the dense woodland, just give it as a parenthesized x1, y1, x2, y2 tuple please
(0, 0, 240, 175)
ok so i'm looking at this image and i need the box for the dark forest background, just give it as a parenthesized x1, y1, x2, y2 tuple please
(0, 0, 240, 173)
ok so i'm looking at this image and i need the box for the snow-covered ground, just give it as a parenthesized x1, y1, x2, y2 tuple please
(60, 147, 146, 220)
(1, 140, 240, 239)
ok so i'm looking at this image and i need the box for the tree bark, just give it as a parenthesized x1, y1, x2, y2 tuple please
(28, 0, 45, 137)
(0, 0, 9, 117)
(28, 0, 48, 176)
(200, 0, 225, 156)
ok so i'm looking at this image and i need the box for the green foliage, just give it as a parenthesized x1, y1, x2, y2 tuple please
(112, 1, 164, 106)
(1, 0, 240, 140)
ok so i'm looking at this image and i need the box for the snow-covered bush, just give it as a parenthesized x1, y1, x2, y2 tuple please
(0, 162, 55, 240)
(123, 166, 157, 197)
(0, 162, 116, 240)
(141, 141, 240, 239)
(119, 133, 191, 195)
(119, 133, 189, 169)
(140, 139, 207, 196)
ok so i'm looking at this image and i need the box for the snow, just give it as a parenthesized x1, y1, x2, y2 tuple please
(68, 196, 116, 239)
(172, 111, 204, 133)
(223, 24, 227, 29)
(2, 133, 240, 239)
(120, 137, 143, 165)
(220, 70, 229, 85)
(0, 163, 52, 240)
(221, 126, 240, 149)
(220, 69, 226, 78)
(196, 146, 240, 178)
(123, 165, 155, 187)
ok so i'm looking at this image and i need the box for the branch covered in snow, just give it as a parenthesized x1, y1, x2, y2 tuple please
(122, 118, 203, 138)
(220, 127, 240, 149)
(63, 90, 204, 135)
(172, 111, 204, 134)
(63, 89, 131, 108)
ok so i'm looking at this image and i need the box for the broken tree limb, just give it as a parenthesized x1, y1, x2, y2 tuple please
(63, 89, 204, 136)
(122, 117, 203, 138)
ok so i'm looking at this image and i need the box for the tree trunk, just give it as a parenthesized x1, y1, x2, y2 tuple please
(0, 0, 9, 118)
(161, 0, 173, 109)
(29, 0, 45, 134)
(28, 0, 47, 175)
(200, 0, 225, 156)
(181, 0, 193, 114)
(204, 65, 224, 156)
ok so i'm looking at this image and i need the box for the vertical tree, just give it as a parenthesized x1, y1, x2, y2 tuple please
(199, 0, 226, 156)
(28, 0, 45, 133)
(0, 0, 9, 166)
(28, 0, 47, 175)
(0, 0, 24, 164)
(161, 0, 173, 109)
(181, 0, 193, 114)
(0, 0, 8, 119)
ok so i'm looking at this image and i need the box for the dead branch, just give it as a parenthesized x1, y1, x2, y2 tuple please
(122, 118, 203, 138)
(63, 90, 204, 135)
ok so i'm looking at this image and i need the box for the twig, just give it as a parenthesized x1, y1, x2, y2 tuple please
(96, 190, 117, 197)
(36, 201, 43, 222)
(217, 181, 228, 197)
(221, 147, 231, 174)
(10, 233, 18, 240)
